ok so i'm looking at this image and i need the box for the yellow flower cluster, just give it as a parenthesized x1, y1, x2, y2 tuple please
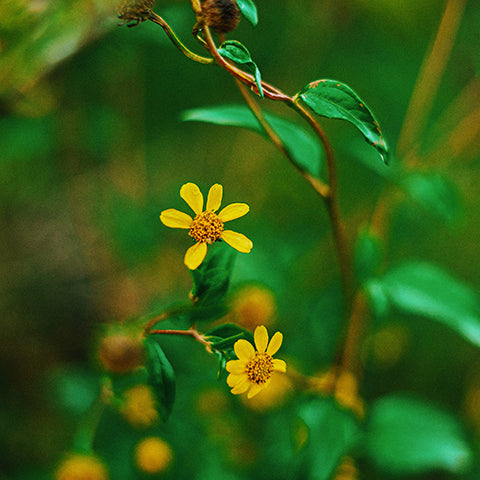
(135, 437, 173, 474)
(120, 384, 158, 428)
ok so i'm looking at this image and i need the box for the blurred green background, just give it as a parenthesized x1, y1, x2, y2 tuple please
(1, 0, 480, 479)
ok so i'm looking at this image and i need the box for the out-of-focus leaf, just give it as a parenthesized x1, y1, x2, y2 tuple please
(294, 79, 389, 163)
(380, 261, 480, 347)
(363, 278, 390, 320)
(190, 242, 236, 313)
(0, 116, 56, 163)
(182, 104, 324, 179)
(297, 398, 361, 480)
(365, 395, 473, 474)
(218, 40, 263, 97)
(235, 0, 258, 26)
(144, 337, 176, 422)
(354, 228, 383, 283)
(400, 172, 461, 223)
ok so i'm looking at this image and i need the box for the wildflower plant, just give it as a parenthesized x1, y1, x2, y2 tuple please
(5, 0, 479, 479)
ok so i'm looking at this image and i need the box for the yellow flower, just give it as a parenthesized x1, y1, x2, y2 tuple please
(226, 325, 286, 399)
(135, 437, 173, 474)
(55, 453, 108, 480)
(160, 182, 253, 270)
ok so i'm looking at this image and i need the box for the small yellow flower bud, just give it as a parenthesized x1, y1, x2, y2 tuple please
(231, 285, 277, 330)
(135, 437, 174, 474)
(98, 333, 144, 374)
(120, 384, 158, 428)
(55, 454, 108, 480)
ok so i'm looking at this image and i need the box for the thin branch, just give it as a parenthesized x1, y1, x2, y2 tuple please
(149, 12, 214, 64)
(396, 0, 467, 158)
(149, 328, 212, 349)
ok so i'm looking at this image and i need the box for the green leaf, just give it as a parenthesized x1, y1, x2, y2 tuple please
(297, 398, 361, 480)
(400, 172, 460, 224)
(365, 395, 473, 474)
(380, 261, 480, 347)
(206, 323, 253, 350)
(235, 0, 258, 26)
(144, 337, 176, 422)
(190, 242, 236, 311)
(354, 228, 383, 283)
(218, 40, 263, 98)
(295, 79, 389, 163)
(182, 104, 324, 179)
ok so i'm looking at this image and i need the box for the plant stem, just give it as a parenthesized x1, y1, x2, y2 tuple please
(203, 26, 351, 297)
(233, 77, 330, 198)
(149, 12, 214, 64)
(396, 0, 466, 158)
(149, 328, 212, 349)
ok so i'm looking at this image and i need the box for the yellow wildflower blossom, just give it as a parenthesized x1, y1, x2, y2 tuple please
(160, 182, 252, 270)
(226, 325, 286, 399)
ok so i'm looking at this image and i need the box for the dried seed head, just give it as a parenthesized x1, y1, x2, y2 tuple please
(200, 0, 241, 34)
(98, 333, 144, 374)
(118, 0, 154, 27)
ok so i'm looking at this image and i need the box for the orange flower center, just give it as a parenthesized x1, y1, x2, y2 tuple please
(189, 211, 224, 244)
(246, 353, 274, 385)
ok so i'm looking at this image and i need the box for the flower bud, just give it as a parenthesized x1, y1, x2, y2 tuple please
(200, 0, 241, 34)
(135, 437, 174, 474)
(118, 0, 154, 27)
(55, 454, 108, 480)
(98, 333, 144, 374)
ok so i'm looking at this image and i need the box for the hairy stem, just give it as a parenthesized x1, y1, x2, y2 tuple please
(149, 328, 212, 349)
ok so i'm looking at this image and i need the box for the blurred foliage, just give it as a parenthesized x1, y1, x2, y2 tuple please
(1, 0, 480, 479)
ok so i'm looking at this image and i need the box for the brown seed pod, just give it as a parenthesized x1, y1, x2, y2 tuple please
(98, 333, 144, 374)
(200, 0, 241, 34)
(118, 0, 154, 27)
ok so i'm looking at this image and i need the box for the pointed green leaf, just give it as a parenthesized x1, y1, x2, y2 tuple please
(235, 0, 258, 26)
(190, 242, 236, 312)
(380, 261, 480, 347)
(206, 323, 253, 350)
(295, 79, 389, 163)
(365, 395, 473, 474)
(218, 40, 263, 98)
(144, 337, 176, 422)
(297, 398, 361, 480)
(182, 104, 324, 179)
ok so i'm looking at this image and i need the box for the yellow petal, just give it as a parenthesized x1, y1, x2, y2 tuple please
(267, 331, 283, 356)
(273, 359, 287, 372)
(206, 183, 223, 212)
(159, 209, 193, 229)
(218, 203, 249, 222)
(180, 182, 203, 214)
(234, 339, 255, 361)
(184, 242, 208, 270)
(221, 230, 253, 253)
(247, 382, 267, 399)
(227, 373, 245, 387)
(254, 325, 268, 353)
(226, 359, 246, 374)
(232, 377, 250, 395)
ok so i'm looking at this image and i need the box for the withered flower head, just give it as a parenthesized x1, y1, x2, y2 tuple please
(118, 0, 154, 27)
(200, 0, 241, 34)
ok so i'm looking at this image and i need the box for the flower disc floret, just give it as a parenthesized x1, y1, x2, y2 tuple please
(226, 325, 286, 399)
(189, 211, 224, 244)
(159, 182, 253, 270)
